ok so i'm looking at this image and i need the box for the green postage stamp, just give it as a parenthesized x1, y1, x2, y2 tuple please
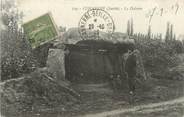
(23, 13, 58, 48)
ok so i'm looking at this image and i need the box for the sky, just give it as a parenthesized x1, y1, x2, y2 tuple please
(16, 0, 184, 37)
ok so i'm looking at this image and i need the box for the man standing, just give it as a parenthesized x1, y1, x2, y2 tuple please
(125, 50, 136, 92)
(124, 49, 137, 103)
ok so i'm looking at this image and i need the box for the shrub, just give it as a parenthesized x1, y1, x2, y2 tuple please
(135, 38, 180, 78)
(1, 0, 37, 80)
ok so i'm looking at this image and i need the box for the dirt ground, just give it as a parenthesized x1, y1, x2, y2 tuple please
(3, 76, 183, 117)
(67, 78, 184, 117)
(119, 104, 184, 117)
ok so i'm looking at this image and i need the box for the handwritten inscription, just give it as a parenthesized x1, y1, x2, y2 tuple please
(146, 3, 180, 23)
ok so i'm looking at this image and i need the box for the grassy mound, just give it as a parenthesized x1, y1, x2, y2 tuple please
(1, 70, 78, 115)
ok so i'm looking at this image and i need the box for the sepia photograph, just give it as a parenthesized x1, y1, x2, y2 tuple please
(0, 0, 184, 117)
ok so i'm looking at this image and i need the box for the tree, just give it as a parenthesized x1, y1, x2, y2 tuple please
(130, 18, 134, 36)
(165, 22, 170, 41)
(147, 25, 151, 39)
(127, 20, 130, 36)
(1, 0, 36, 80)
(170, 24, 173, 40)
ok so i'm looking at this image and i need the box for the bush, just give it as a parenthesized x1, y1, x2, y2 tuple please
(1, 0, 37, 80)
(1, 30, 37, 81)
(135, 38, 180, 78)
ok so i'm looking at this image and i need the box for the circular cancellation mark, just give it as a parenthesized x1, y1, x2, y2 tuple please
(78, 8, 115, 40)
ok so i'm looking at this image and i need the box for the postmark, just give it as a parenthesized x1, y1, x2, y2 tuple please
(78, 9, 115, 40)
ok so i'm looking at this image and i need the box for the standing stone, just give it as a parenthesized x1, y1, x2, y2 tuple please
(46, 48, 65, 81)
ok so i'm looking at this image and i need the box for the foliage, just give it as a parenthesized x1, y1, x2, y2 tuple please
(132, 21, 184, 77)
(1, 0, 36, 80)
(127, 18, 134, 36)
(134, 34, 183, 79)
(136, 39, 176, 68)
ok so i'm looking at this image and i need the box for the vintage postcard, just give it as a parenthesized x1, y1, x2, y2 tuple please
(1, 0, 184, 117)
